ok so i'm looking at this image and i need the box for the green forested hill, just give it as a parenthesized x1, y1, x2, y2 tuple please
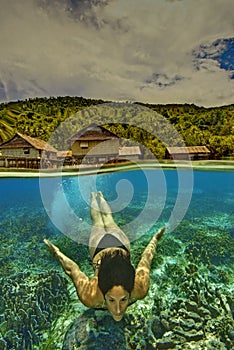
(0, 96, 233, 159)
(141, 103, 234, 158)
(0, 96, 105, 145)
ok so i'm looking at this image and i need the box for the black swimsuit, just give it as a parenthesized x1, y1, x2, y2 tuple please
(93, 233, 129, 258)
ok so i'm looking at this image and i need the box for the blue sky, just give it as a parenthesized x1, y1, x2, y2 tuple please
(0, 0, 233, 106)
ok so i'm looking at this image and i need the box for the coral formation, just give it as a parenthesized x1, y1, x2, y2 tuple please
(62, 262, 234, 349)
(62, 309, 127, 350)
(151, 262, 234, 349)
(184, 229, 234, 266)
(0, 270, 69, 350)
(0, 171, 234, 349)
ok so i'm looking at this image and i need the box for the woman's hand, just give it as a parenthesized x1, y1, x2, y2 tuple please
(44, 238, 60, 255)
(153, 225, 166, 241)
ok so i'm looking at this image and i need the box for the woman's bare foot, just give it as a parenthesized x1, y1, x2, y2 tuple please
(91, 192, 97, 199)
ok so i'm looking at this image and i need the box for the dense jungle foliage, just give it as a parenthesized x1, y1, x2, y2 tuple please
(0, 96, 233, 159)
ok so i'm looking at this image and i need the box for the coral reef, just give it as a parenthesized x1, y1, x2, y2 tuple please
(61, 262, 234, 350)
(0, 208, 55, 277)
(62, 307, 160, 350)
(0, 171, 234, 349)
(151, 262, 234, 349)
(62, 309, 127, 350)
(184, 229, 234, 266)
(0, 270, 70, 350)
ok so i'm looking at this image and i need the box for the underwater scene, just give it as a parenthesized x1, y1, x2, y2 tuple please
(0, 168, 233, 350)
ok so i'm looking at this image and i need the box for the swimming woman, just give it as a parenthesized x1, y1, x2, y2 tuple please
(44, 191, 165, 321)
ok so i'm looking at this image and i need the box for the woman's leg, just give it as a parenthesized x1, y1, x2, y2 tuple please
(98, 192, 131, 250)
(89, 192, 106, 257)
(98, 191, 118, 229)
(90, 192, 104, 227)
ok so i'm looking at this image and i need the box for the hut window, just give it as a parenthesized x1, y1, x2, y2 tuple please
(80, 142, 88, 148)
(24, 148, 30, 155)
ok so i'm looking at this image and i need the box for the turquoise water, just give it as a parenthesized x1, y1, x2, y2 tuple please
(0, 169, 233, 349)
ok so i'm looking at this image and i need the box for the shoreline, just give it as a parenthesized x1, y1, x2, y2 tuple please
(0, 160, 234, 177)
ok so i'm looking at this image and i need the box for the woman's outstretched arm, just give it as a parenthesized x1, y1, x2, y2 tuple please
(137, 226, 166, 270)
(44, 239, 99, 307)
(44, 239, 84, 278)
(131, 226, 166, 300)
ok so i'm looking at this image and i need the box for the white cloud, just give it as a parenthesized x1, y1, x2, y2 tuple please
(0, 0, 233, 106)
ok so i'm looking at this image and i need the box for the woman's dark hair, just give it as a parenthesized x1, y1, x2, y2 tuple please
(98, 250, 135, 296)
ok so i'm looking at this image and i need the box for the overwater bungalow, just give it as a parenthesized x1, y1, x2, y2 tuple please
(0, 133, 57, 169)
(67, 123, 120, 164)
(0, 125, 144, 169)
(166, 146, 210, 160)
(118, 146, 142, 161)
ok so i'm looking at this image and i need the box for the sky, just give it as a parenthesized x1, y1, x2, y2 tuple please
(0, 0, 234, 107)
